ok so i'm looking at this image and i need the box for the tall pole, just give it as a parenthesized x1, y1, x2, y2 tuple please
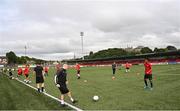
(25, 45, 27, 56)
(80, 32, 84, 60)
(74, 52, 76, 59)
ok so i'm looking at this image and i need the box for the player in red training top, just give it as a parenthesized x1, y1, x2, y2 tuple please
(144, 58, 153, 90)
(75, 63, 81, 79)
(17, 67, 23, 77)
(44, 66, 49, 76)
(24, 65, 30, 83)
(125, 62, 131, 73)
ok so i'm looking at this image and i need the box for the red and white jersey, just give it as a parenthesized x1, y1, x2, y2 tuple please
(24, 67, 29, 75)
(125, 63, 131, 68)
(44, 67, 49, 72)
(75, 64, 80, 71)
(17, 68, 23, 75)
(144, 62, 152, 75)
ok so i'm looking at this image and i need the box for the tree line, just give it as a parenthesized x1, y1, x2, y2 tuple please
(5, 45, 178, 64)
(83, 46, 178, 60)
(6, 51, 47, 65)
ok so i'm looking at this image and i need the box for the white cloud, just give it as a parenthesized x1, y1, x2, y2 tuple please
(0, 0, 180, 60)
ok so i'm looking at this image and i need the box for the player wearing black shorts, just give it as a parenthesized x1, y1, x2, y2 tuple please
(112, 62, 117, 79)
(34, 64, 45, 92)
(54, 64, 77, 106)
(9, 68, 13, 79)
(144, 58, 153, 90)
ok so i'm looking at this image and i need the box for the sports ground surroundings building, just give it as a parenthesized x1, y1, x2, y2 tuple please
(0, 56, 7, 67)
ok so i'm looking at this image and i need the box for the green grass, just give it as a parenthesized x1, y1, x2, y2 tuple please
(0, 74, 71, 110)
(2, 64, 180, 110)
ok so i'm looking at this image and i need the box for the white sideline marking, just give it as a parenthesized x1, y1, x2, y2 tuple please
(3, 73, 83, 111)
(16, 79, 83, 111)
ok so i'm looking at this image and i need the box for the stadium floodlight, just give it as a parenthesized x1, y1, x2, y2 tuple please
(80, 32, 84, 60)
(25, 45, 27, 56)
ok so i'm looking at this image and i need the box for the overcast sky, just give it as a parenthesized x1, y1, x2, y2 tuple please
(0, 0, 180, 60)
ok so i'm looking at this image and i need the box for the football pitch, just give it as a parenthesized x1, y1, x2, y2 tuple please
(1, 64, 180, 110)
(0, 74, 71, 110)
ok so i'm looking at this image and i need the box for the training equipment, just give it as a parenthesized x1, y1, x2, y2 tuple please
(93, 95, 99, 101)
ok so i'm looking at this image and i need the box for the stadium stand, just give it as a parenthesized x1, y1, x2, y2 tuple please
(63, 51, 180, 66)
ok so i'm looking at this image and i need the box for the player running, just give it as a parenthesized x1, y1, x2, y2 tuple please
(125, 62, 131, 73)
(144, 58, 153, 90)
(75, 63, 81, 79)
(54, 64, 77, 107)
(112, 62, 117, 79)
(34, 63, 45, 93)
(24, 65, 30, 83)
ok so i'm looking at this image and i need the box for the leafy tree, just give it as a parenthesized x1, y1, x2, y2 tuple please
(166, 46, 177, 51)
(18, 56, 27, 64)
(89, 51, 94, 56)
(140, 47, 153, 54)
(6, 51, 17, 64)
(6, 51, 47, 65)
(154, 47, 158, 52)
(86, 48, 127, 59)
(154, 47, 167, 53)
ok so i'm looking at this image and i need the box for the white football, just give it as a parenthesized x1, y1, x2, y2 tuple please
(93, 95, 99, 101)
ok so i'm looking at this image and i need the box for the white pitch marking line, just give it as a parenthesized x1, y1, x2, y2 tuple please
(7, 74, 83, 111)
